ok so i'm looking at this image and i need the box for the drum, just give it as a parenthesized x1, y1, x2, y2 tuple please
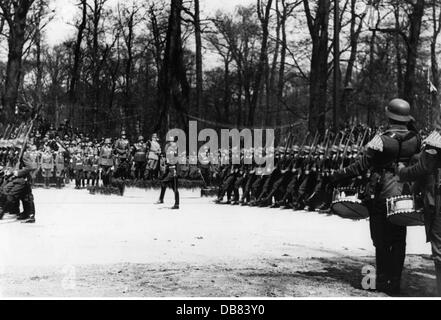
(201, 187, 218, 197)
(386, 195, 424, 227)
(331, 187, 369, 220)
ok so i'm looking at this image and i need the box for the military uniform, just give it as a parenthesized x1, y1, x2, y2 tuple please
(133, 137, 147, 180)
(40, 148, 54, 188)
(331, 99, 420, 294)
(114, 132, 131, 179)
(72, 151, 84, 189)
(157, 139, 179, 209)
(398, 132, 441, 296)
(99, 141, 114, 186)
(147, 135, 161, 180)
(54, 150, 66, 188)
(0, 149, 37, 222)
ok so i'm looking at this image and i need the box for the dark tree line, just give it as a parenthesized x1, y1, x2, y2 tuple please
(0, 0, 440, 139)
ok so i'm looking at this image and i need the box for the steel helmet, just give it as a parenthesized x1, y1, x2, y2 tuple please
(385, 98, 412, 122)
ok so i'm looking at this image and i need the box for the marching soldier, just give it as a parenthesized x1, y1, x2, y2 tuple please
(0, 142, 38, 223)
(156, 136, 180, 210)
(330, 98, 421, 295)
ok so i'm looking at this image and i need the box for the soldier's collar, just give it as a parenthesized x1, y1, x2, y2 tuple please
(387, 124, 408, 132)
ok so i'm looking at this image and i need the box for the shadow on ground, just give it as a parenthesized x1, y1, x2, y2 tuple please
(1, 255, 437, 297)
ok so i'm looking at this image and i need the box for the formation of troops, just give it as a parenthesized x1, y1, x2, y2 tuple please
(1, 98, 441, 296)
(213, 98, 441, 297)
(213, 124, 371, 212)
(0, 130, 165, 190)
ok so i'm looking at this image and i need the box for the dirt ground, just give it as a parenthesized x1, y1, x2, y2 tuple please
(0, 186, 437, 298)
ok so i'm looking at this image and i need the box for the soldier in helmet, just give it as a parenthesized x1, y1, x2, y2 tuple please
(133, 135, 147, 180)
(155, 136, 180, 209)
(330, 98, 421, 295)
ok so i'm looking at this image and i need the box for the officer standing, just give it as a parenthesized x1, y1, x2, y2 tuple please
(133, 135, 147, 180)
(330, 98, 421, 295)
(147, 133, 161, 180)
(40, 145, 54, 188)
(54, 147, 66, 188)
(155, 136, 179, 210)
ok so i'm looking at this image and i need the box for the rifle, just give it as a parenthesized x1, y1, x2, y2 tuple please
(305, 132, 320, 172)
(1, 124, 11, 140)
(15, 104, 42, 170)
(339, 126, 356, 170)
(283, 127, 295, 158)
(356, 127, 370, 159)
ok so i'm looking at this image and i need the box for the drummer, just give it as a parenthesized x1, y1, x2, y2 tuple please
(330, 98, 421, 295)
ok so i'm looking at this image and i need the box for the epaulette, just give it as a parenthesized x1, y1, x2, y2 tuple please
(366, 134, 384, 152)
(424, 130, 441, 149)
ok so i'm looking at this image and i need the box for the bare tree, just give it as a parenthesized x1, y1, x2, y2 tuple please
(156, 0, 190, 134)
(68, 0, 87, 104)
(303, 0, 331, 133)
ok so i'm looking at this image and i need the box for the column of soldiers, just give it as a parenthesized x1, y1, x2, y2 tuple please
(213, 125, 371, 213)
(212, 98, 441, 296)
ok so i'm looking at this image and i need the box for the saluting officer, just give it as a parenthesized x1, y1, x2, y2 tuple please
(330, 98, 421, 295)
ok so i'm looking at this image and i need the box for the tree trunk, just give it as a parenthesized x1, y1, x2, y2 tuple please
(248, 0, 273, 126)
(69, 0, 87, 103)
(431, 0, 441, 128)
(304, 0, 331, 134)
(341, 0, 365, 122)
(156, 0, 190, 135)
(403, 0, 425, 106)
(223, 57, 231, 123)
(1, 0, 35, 123)
(194, 0, 203, 117)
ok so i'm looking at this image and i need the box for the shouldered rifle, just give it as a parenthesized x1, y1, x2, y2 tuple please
(339, 126, 356, 170)
(15, 104, 42, 170)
